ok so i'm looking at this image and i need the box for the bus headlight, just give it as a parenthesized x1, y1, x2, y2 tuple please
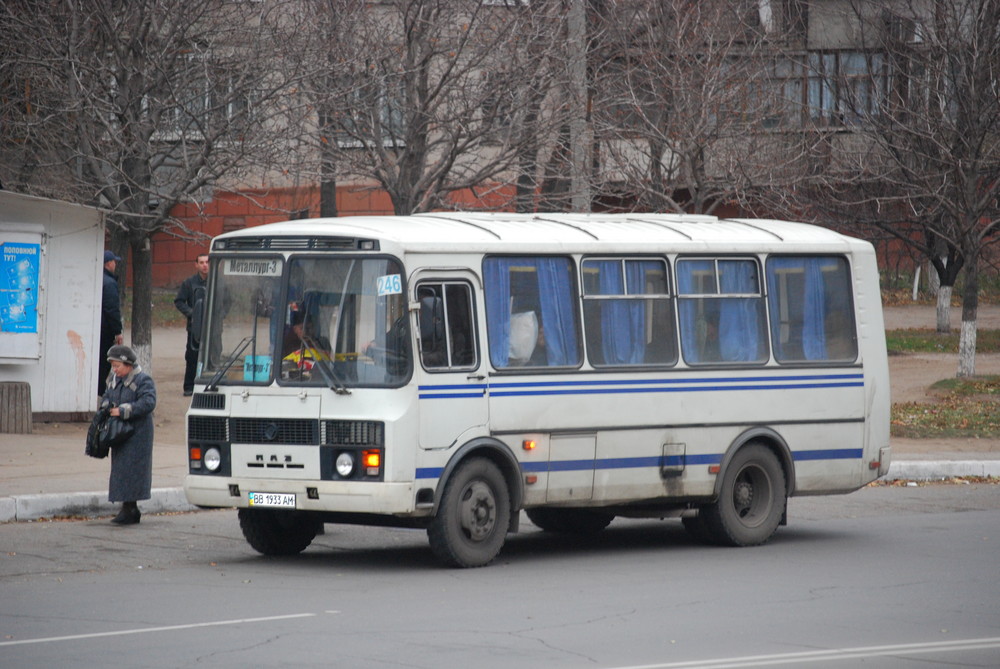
(335, 452, 356, 478)
(203, 447, 222, 473)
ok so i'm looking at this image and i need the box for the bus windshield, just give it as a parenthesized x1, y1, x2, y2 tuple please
(198, 255, 410, 388)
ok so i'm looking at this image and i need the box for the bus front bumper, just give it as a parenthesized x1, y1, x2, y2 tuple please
(184, 475, 422, 516)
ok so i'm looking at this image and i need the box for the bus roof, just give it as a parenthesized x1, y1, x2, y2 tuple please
(212, 212, 867, 254)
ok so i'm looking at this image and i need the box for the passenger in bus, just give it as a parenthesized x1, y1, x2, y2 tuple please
(508, 311, 547, 366)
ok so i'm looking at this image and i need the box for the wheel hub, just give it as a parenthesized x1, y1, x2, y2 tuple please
(459, 481, 496, 541)
(734, 480, 754, 514)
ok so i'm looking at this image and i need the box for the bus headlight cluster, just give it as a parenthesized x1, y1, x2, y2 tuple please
(335, 452, 355, 477)
(332, 449, 382, 479)
(203, 447, 222, 473)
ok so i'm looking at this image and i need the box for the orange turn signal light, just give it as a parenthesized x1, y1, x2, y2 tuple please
(522, 439, 536, 451)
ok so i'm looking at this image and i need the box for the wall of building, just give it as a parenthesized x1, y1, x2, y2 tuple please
(155, 183, 518, 288)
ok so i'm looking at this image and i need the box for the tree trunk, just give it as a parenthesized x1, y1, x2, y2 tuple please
(957, 261, 978, 378)
(567, 0, 591, 213)
(319, 108, 338, 218)
(129, 235, 154, 375)
(935, 284, 952, 334)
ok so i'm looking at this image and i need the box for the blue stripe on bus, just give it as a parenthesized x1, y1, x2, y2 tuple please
(793, 448, 863, 461)
(414, 449, 860, 479)
(418, 374, 864, 399)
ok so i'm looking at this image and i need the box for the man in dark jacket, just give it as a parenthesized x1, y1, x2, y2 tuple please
(99, 250, 124, 396)
(174, 253, 209, 396)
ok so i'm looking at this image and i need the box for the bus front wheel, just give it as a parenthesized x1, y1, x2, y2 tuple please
(238, 508, 320, 556)
(701, 444, 786, 547)
(428, 457, 511, 568)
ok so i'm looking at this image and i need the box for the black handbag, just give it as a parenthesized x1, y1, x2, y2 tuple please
(85, 407, 135, 458)
(85, 407, 111, 459)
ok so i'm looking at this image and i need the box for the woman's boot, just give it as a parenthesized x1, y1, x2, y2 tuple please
(111, 501, 140, 525)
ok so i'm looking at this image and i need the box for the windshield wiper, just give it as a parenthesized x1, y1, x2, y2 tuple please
(301, 334, 351, 395)
(205, 336, 255, 392)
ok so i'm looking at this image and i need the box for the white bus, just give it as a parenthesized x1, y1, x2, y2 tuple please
(183, 212, 891, 567)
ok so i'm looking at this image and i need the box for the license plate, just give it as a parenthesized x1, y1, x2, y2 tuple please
(247, 492, 296, 508)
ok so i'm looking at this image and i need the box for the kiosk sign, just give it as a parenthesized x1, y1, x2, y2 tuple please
(1, 242, 40, 333)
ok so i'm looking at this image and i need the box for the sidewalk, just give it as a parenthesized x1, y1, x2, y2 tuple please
(3, 313, 1000, 522)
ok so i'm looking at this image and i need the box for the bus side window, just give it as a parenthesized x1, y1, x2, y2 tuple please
(418, 282, 477, 370)
(766, 256, 857, 363)
(677, 258, 767, 365)
(483, 256, 581, 369)
(581, 257, 676, 367)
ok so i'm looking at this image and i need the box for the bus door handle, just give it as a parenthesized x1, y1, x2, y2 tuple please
(467, 373, 485, 381)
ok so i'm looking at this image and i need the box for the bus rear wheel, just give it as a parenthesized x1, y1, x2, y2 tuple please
(701, 443, 786, 547)
(238, 508, 320, 556)
(428, 457, 511, 568)
(526, 507, 614, 534)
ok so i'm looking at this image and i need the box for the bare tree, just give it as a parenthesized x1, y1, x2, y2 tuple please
(788, 0, 1000, 376)
(298, 0, 569, 216)
(590, 0, 803, 214)
(0, 0, 304, 368)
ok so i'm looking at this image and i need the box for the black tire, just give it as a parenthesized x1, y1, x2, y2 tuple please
(701, 443, 786, 547)
(526, 507, 614, 534)
(238, 508, 320, 556)
(428, 457, 511, 568)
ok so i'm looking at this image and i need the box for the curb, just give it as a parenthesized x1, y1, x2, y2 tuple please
(885, 460, 1000, 481)
(0, 487, 197, 523)
(2, 461, 998, 523)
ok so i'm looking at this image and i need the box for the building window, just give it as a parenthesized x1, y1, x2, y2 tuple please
(806, 51, 887, 127)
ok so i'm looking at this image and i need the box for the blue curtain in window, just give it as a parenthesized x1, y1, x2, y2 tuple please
(767, 257, 828, 361)
(597, 261, 646, 365)
(676, 262, 703, 363)
(802, 258, 827, 359)
(718, 261, 761, 361)
(484, 257, 578, 367)
(483, 258, 512, 367)
(537, 258, 579, 366)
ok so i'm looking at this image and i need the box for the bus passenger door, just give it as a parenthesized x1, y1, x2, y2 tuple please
(414, 274, 488, 449)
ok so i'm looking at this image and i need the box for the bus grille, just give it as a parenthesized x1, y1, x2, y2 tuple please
(190, 393, 225, 410)
(323, 420, 384, 446)
(189, 415, 228, 442)
(230, 418, 319, 445)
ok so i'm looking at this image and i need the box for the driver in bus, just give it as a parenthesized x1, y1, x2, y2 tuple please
(281, 308, 331, 379)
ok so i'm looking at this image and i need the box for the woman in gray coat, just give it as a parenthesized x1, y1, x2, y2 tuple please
(101, 345, 157, 525)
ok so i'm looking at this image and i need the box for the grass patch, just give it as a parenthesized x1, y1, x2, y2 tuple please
(891, 376, 1000, 438)
(930, 375, 1000, 397)
(886, 328, 1000, 354)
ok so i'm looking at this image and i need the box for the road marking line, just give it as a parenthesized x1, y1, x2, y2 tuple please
(608, 637, 1000, 669)
(0, 613, 315, 647)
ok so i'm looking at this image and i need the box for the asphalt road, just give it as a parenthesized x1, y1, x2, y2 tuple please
(3, 483, 1000, 668)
